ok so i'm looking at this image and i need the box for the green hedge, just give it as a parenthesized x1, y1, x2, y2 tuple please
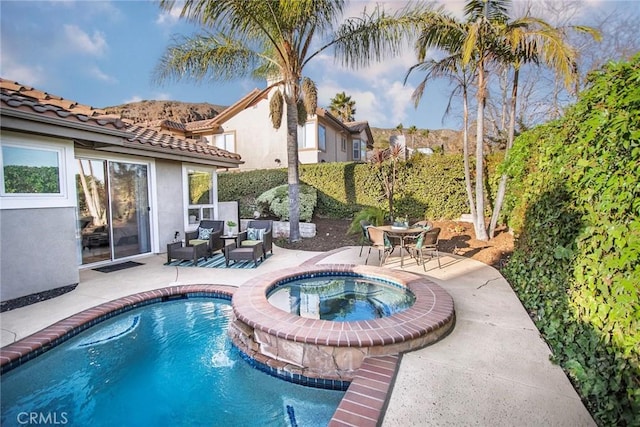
(219, 154, 502, 221)
(503, 56, 640, 426)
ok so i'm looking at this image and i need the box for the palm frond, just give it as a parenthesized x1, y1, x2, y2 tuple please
(270, 89, 284, 129)
(153, 33, 263, 84)
(321, 1, 436, 70)
(301, 77, 317, 115)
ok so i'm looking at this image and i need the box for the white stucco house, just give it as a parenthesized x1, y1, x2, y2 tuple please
(0, 79, 242, 303)
(144, 85, 374, 171)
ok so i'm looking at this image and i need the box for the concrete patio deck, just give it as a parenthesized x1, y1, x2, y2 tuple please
(0, 245, 594, 426)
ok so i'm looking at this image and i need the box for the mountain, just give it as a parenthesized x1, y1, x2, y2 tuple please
(102, 100, 463, 152)
(370, 127, 464, 154)
(103, 100, 227, 124)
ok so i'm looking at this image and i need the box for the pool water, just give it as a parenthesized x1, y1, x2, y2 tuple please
(268, 275, 416, 321)
(0, 299, 344, 427)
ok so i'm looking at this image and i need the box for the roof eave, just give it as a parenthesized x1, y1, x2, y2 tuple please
(1, 107, 130, 139)
(94, 143, 244, 168)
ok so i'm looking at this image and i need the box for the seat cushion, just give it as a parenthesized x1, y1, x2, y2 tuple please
(198, 227, 214, 240)
(241, 240, 262, 247)
(246, 227, 266, 241)
(189, 239, 208, 247)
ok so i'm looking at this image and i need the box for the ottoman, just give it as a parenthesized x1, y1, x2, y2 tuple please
(167, 241, 207, 266)
(225, 243, 264, 267)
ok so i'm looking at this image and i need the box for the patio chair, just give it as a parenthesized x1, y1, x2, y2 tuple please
(407, 227, 441, 270)
(186, 220, 224, 257)
(239, 219, 273, 255)
(411, 220, 434, 230)
(365, 226, 394, 266)
(359, 220, 373, 256)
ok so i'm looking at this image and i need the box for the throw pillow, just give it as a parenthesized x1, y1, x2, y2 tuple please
(247, 227, 265, 241)
(198, 227, 214, 240)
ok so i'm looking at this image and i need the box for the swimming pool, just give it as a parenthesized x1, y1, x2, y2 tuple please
(0, 298, 344, 426)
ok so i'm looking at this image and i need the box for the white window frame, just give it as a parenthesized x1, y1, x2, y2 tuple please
(0, 133, 74, 209)
(182, 164, 218, 231)
(213, 132, 236, 152)
(341, 136, 347, 152)
(298, 122, 316, 149)
(352, 139, 361, 160)
(318, 125, 326, 152)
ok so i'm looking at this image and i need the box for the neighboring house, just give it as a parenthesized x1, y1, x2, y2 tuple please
(145, 85, 374, 171)
(0, 79, 242, 302)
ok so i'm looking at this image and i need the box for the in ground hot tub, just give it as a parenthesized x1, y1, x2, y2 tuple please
(267, 274, 416, 321)
(229, 265, 455, 381)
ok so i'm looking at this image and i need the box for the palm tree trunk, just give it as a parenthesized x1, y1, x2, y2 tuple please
(462, 85, 477, 225)
(285, 89, 301, 242)
(474, 62, 489, 241)
(489, 66, 519, 238)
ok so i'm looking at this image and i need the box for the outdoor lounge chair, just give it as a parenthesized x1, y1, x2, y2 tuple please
(364, 226, 394, 266)
(406, 227, 441, 270)
(359, 219, 373, 256)
(240, 220, 273, 255)
(186, 220, 224, 257)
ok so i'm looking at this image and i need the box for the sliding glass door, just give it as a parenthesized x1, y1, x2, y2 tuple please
(76, 158, 151, 265)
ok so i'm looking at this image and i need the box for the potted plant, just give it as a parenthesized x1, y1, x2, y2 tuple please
(392, 216, 408, 229)
(226, 220, 237, 236)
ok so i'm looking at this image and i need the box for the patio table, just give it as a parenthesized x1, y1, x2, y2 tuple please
(374, 225, 424, 267)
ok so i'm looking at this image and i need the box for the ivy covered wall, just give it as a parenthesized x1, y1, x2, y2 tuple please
(503, 56, 639, 425)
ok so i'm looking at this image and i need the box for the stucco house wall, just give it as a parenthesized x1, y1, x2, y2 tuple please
(0, 207, 79, 301)
(154, 159, 185, 248)
(219, 91, 288, 171)
(0, 78, 243, 303)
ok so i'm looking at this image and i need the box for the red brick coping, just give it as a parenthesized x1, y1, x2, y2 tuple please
(0, 285, 236, 372)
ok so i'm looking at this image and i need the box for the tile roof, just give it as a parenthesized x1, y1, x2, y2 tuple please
(125, 124, 240, 160)
(0, 78, 241, 165)
(0, 79, 127, 132)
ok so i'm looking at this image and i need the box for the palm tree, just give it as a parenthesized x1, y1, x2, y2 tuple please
(487, 16, 600, 237)
(410, 0, 596, 241)
(408, 9, 484, 238)
(407, 125, 418, 152)
(155, 0, 430, 241)
(329, 91, 356, 122)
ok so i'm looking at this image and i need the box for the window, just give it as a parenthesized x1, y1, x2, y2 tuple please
(298, 123, 316, 149)
(318, 125, 326, 151)
(213, 133, 235, 152)
(341, 137, 347, 152)
(185, 166, 217, 226)
(352, 140, 361, 160)
(1, 144, 61, 195)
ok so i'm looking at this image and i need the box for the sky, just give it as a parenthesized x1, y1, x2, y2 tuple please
(0, 0, 635, 130)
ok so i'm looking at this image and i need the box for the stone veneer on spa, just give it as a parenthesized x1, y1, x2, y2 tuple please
(229, 264, 455, 382)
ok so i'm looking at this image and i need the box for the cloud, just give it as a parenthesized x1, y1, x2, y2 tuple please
(0, 53, 46, 87)
(316, 76, 414, 128)
(154, 92, 172, 100)
(124, 95, 143, 104)
(63, 24, 107, 56)
(156, 1, 185, 26)
(88, 66, 117, 83)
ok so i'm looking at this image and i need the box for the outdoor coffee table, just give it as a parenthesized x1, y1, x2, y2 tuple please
(167, 241, 207, 266)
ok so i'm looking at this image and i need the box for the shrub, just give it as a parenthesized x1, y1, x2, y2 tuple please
(256, 184, 317, 222)
(347, 206, 385, 236)
(503, 55, 640, 425)
(219, 155, 502, 222)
